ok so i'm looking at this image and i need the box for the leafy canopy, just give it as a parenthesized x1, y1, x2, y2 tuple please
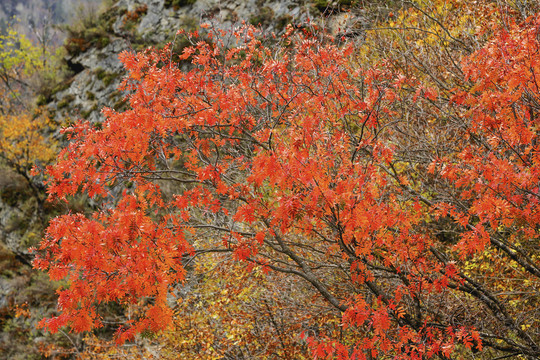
(34, 15, 540, 359)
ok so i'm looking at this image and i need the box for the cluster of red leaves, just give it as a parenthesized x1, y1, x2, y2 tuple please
(433, 17, 540, 258)
(34, 17, 540, 358)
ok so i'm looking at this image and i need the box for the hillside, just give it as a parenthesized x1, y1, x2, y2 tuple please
(2, 0, 540, 359)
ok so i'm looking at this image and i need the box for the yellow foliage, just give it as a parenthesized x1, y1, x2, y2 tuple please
(157, 256, 339, 360)
(0, 28, 43, 77)
(359, 0, 500, 88)
(0, 24, 63, 116)
(0, 111, 57, 171)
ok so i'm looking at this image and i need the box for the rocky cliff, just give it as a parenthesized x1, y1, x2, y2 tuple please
(48, 0, 358, 124)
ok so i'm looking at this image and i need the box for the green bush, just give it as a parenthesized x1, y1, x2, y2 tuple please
(57, 94, 75, 109)
(164, 0, 197, 10)
(249, 7, 275, 27)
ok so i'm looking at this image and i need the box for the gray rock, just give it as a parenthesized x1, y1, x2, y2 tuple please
(48, 0, 364, 124)
(0, 277, 14, 308)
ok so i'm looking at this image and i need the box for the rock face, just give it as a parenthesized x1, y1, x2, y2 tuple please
(49, 0, 324, 124)
(0, 172, 57, 359)
(0, 172, 39, 257)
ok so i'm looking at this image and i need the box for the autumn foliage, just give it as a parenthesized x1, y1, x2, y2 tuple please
(0, 24, 60, 207)
(34, 8, 540, 360)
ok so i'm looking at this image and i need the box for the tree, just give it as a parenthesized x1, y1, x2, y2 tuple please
(0, 25, 59, 219)
(0, 26, 43, 114)
(35, 18, 540, 360)
(0, 110, 56, 205)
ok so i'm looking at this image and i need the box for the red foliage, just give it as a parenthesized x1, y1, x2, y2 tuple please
(34, 19, 540, 358)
